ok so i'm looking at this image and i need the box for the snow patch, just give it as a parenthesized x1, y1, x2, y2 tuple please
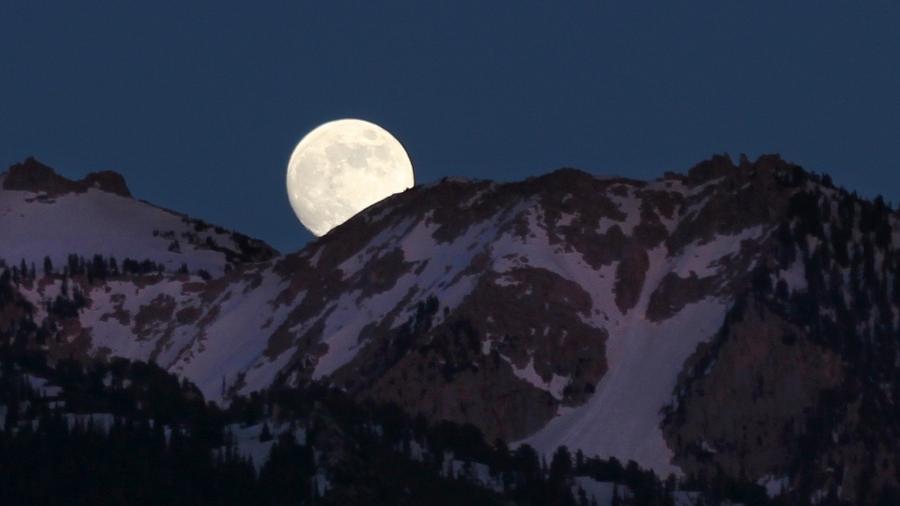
(572, 477, 631, 506)
(505, 356, 569, 401)
(757, 474, 789, 498)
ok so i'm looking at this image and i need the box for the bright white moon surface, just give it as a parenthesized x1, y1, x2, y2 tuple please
(286, 118, 414, 236)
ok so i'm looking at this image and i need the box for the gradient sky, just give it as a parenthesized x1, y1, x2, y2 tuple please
(1, 1, 898, 252)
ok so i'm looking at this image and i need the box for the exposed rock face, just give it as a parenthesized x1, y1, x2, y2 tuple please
(1, 154, 897, 503)
(664, 299, 845, 480)
(646, 271, 715, 322)
(662, 167, 900, 504)
(81, 171, 132, 197)
(3, 157, 132, 197)
(339, 265, 608, 442)
(614, 244, 649, 314)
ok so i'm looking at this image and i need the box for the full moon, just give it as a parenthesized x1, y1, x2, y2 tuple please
(286, 119, 414, 236)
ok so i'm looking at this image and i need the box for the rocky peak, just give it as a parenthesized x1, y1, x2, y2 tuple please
(81, 170, 131, 197)
(3, 157, 72, 194)
(684, 152, 804, 185)
(685, 153, 737, 182)
(2, 157, 132, 197)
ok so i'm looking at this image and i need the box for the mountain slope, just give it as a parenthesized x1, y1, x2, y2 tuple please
(1, 154, 897, 503)
(267, 154, 792, 476)
(0, 157, 276, 276)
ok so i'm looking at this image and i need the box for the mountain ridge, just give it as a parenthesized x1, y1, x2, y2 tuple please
(1, 154, 897, 503)
(2, 156, 132, 197)
(0, 158, 277, 276)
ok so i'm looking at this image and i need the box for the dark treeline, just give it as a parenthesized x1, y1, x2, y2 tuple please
(0, 351, 497, 505)
(1, 253, 212, 285)
(0, 347, 779, 506)
(0, 254, 213, 341)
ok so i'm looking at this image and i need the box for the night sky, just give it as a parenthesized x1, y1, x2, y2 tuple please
(2, 1, 898, 253)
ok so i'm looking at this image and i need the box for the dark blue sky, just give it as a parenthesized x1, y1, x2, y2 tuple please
(2, 1, 898, 252)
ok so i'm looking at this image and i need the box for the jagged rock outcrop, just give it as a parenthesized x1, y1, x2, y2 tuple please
(3, 157, 131, 197)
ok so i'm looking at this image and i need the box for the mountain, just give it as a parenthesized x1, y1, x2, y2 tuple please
(0, 157, 276, 277)
(1, 155, 897, 504)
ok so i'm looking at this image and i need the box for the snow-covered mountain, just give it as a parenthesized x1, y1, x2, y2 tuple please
(0, 157, 276, 276)
(1, 155, 897, 503)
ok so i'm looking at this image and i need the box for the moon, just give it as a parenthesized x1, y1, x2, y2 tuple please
(286, 119, 414, 236)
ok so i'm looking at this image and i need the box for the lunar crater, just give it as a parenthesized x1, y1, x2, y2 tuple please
(286, 119, 414, 237)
